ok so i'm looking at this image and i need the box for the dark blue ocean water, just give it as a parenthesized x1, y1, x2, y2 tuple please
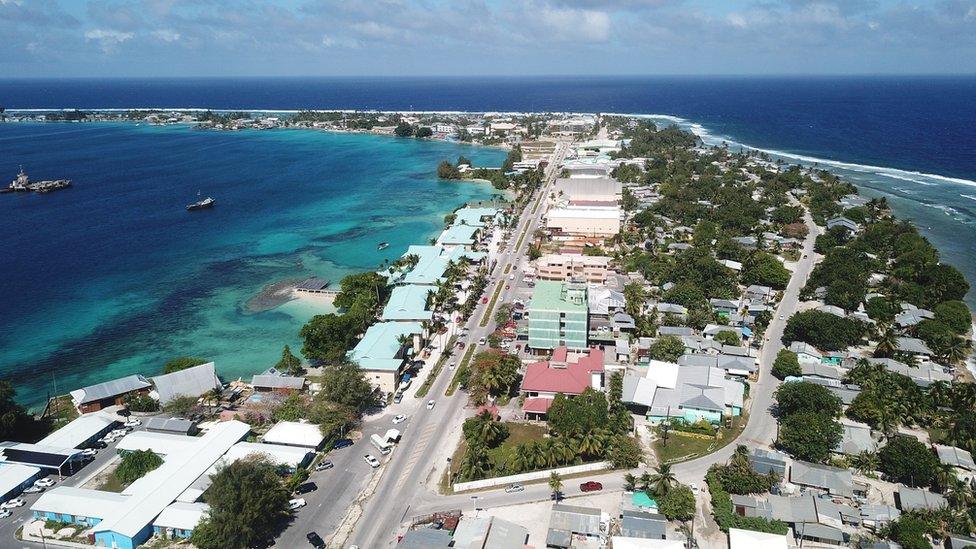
(1, 76, 975, 405)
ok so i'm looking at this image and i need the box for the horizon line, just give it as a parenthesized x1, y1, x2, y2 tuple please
(2, 72, 976, 81)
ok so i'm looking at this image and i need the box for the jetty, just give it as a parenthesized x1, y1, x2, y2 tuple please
(3, 167, 72, 194)
(295, 277, 337, 295)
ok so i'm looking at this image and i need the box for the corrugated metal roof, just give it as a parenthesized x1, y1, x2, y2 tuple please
(37, 413, 117, 449)
(70, 375, 151, 405)
(150, 362, 221, 404)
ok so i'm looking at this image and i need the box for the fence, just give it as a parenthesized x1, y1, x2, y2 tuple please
(452, 461, 612, 492)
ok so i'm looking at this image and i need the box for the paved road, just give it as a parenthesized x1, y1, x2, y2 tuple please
(343, 141, 571, 548)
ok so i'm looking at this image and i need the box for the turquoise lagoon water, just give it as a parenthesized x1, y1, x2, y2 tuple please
(0, 123, 504, 408)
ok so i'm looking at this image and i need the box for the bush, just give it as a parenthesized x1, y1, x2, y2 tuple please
(878, 436, 939, 487)
(771, 349, 801, 379)
(162, 356, 209, 374)
(782, 310, 864, 351)
(608, 435, 643, 468)
(711, 463, 777, 495)
(658, 484, 695, 521)
(116, 449, 163, 484)
(647, 335, 685, 362)
(123, 393, 159, 412)
(774, 381, 842, 418)
(705, 468, 789, 534)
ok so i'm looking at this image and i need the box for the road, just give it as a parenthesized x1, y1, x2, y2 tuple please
(341, 141, 571, 548)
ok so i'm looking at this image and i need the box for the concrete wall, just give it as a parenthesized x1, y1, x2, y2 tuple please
(452, 461, 612, 492)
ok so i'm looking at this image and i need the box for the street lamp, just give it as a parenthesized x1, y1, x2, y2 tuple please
(470, 495, 479, 516)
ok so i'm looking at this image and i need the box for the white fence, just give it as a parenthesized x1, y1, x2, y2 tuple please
(452, 461, 612, 492)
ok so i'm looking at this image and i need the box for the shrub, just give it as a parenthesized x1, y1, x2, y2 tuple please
(116, 449, 163, 484)
(705, 468, 789, 534)
(771, 349, 801, 379)
(658, 484, 695, 521)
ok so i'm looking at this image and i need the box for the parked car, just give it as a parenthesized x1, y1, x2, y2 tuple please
(481, 296, 489, 304)
(288, 498, 307, 510)
(124, 419, 142, 427)
(363, 454, 381, 468)
(426, 400, 435, 410)
(504, 483, 524, 493)
(295, 482, 317, 494)
(1, 498, 26, 509)
(34, 478, 56, 488)
(91, 441, 108, 449)
(478, 337, 487, 345)
(392, 414, 407, 424)
(315, 461, 334, 472)
(22, 486, 43, 494)
(81, 448, 98, 458)
(0, 510, 11, 519)
(393, 392, 403, 404)
(306, 532, 325, 548)
(333, 438, 354, 450)
(579, 481, 603, 492)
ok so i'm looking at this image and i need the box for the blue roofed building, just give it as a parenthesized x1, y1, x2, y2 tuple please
(451, 206, 501, 228)
(438, 224, 481, 251)
(382, 285, 434, 322)
(398, 245, 486, 286)
(348, 321, 423, 395)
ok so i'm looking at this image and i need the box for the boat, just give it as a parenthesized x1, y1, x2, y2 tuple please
(187, 194, 216, 211)
(377, 242, 390, 250)
(4, 167, 71, 194)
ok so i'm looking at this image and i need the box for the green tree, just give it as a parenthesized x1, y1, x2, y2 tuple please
(462, 411, 509, 447)
(191, 456, 290, 549)
(123, 393, 160, 413)
(777, 411, 842, 463)
(658, 484, 696, 521)
(162, 356, 209, 374)
(548, 472, 563, 498)
(742, 252, 791, 290)
(774, 381, 842, 418)
(878, 436, 940, 487)
(649, 463, 677, 497)
(547, 389, 610, 437)
(316, 363, 376, 411)
(299, 313, 359, 363)
(163, 394, 198, 416)
(647, 335, 685, 362)
(274, 345, 302, 376)
(609, 435, 643, 468)
(713, 330, 741, 347)
(771, 349, 801, 379)
(393, 121, 414, 137)
(933, 300, 972, 334)
(115, 449, 163, 484)
(782, 310, 864, 351)
(415, 126, 433, 138)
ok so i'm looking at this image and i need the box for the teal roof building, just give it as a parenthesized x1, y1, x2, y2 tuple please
(400, 245, 486, 285)
(349, 321, 423, 372)
(452, 207, 501, 228)
(382, 285, 433, 322)
(528, 281, 589, 351)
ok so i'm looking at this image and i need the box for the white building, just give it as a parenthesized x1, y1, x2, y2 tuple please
(546, 206, 621, 238)
(261, 421, 325, 450)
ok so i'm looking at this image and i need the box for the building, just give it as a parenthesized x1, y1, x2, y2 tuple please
(553, 178, 622, 205)
(451, 207, 501, 228)
(348, 321, 423, 394)
(150, 362, 222, 405)
(618, 510, 666, 539)
(115, 431, 197, 456)
(547, 504, 603, 548)
(527, 281, 588, 351)
(546, 206, 621, 238)
(452, 515, 529, 549)
(0, 442, 84, 477)
(438, 224, 481, 251)
(896, 486, 947, 511)
(382, 285, 434, 322)
(31, 420, 251, 549)
(934, 444, 975, 483)
(728, 528, 788, 549)
(217, 441, 312, 472)
(0, 463, 41, 503)
(398, 245, 485, 286)
(70, 374, 152, 413)
(789, 341, 823, 365)
(36, 413, 118, 449)
(640, 361, 745, 424)
(250, 373, 305, 394)
(144, 417, 197, 436)
(535, 253, 610, 284)
(152, 502, 208, 540)
(789, 461, 855, 498)
(520, 347, 605, 419)
(261, 421, 325, 450)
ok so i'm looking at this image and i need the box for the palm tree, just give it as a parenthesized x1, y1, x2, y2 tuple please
(575, 429, 607, 459)
(623, 473, 637, 492)
(550, 436, 577, 466)
(873, 323, 898, 358)
(849, 450, 879, 475)
(649, 463, 676, 497)
(943, 338, 972, 366)
(458, 442, 492, 481)
(548, 472, 563, 500)
(729, 445, 750, 469)
(638, 471, 652, 494)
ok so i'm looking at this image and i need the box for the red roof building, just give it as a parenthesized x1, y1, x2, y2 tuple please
(520, 347, 605, 419)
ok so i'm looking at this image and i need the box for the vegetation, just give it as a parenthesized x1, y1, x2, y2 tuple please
(273, 345, 302, 376)
(658, 483, 696, 521)
(464, 351, 520, 404)
(705, 466, 789, 534)
(300, 272, 389, 363)
(774, 382, 843, 463)
(646, 335, 686, 362)
(771, 349, 801, 379)
(115, 449, 163, 484)
(123, 393, 160, 413)
(162, 356, 209, 374)
(782, 310, 864, 351)
(0, 381, 51, 442)
(191, 456, 290, 549)
(742, 252, 790, 289)
(877, 436, 939, 487)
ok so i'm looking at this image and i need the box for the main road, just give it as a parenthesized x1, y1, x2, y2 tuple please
(341, 141, 571, 548)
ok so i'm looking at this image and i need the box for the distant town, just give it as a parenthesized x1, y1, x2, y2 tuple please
(0, 111, 973, 549)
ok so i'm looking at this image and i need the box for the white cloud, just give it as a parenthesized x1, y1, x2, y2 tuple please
(350, 21, 400, 41)
(151, 29, 181, 42)
(84, 29, 134, 53)
(539, 6, 611, 42)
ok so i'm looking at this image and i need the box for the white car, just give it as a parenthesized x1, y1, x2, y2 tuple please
(22, 486, 43, 494)
(288, 498, 307, 510)
(1, 498, 26, 509)
(509, 274, 515, 280)
(124, 419, 141, 427)
(363, 454, 381, 468)
(392, 414, 407, 424)
(0, 509, 11, 519)
(34, 478, 55, 488)
(504, 483, 524, 493)
(426, 400, 435, 410)
(478, 337, 487, 345)
(779, 314, 785, 320)
(81, 448, 98, 458)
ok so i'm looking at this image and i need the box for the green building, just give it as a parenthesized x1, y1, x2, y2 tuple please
(528, 281, 589, 351)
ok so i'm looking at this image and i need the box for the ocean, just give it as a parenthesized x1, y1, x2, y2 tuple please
(1, 76, 974, 405)
(0, 122, 504, 408)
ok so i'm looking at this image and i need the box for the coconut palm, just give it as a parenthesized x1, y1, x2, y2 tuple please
(873, 323, 898, 358)
(943, 338, 972, 366)
(649, 463, 677, 497)
(849, 450, 879, 475)
(638, 471, 653, 493)
(548, 472, 563, 499)
(550, 436, 577, 466)
(729, 445, 750, 469)
(623, 473, 637, 492)
(575, 429, 608, 459)
(458, 442, 492, 481)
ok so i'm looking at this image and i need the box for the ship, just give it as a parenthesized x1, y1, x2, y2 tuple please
(3, 166, 72, 194)
(186, 195, 216, 211)
(377, 242, 390, 250)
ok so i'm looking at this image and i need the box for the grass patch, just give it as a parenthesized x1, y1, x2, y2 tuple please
(416, 337, 456, 398)
(446, 345, 476, 397)
(485, 423, 547, 470)
(504, 264, 511, 274)
(480, 281, 505, 327)
(97, 473, 126, 493)
(653, 414, 748, 465)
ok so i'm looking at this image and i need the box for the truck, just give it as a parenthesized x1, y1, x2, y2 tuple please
(384, 428, 401, 444)
(370, 434, 393, 455)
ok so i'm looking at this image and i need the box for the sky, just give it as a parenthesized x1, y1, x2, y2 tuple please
(2, 0, 975, 77)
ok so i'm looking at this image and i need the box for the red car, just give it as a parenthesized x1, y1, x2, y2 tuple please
(481, 296, 489, 304)
(580, 481, 603, 492)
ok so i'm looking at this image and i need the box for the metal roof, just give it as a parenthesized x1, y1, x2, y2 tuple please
(37, 413, 117, 449)
(0, 463, 40, 498)
(250, 374, 305, 390)
(549, 503, 601, 536)
(261, 421, 325, 448)
(115, 430, 196, 455)
(70, 374, 151, 405)
(150, 362, 222, 404)
(144, 417, 195, 434)
(153, 501, 209, 531)
(31, 487, 129, 518)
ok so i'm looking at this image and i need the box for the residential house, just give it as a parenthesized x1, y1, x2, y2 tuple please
(789, 461, 856, 498)
(896, 486, 947, 511)
(934, 445, 975, 483)
(348, 321, 423, 394)
(749, 448, 789, 476)
(382, 285, 434, 322)
(70, 374, 152, 413)
(789, 341, 823, 365)
(536, 253, 610, 284)
(546, 206, 621, 238)
(641, 361, 745, 424)
(150, 362, 222, 406)
(547, 504, 603, 548)
(520, 347, 605, 419)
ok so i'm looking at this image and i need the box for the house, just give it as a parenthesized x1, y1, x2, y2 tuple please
(452, 515, 529, 549)
(618, 510, 666, 539)
(744, 285, 775, 302)
(397, 245, 486, 286)
(144, 417, 197, 436)
(934, 444, 975, 483)
(816, 304, 846, 317)
(588, 286, 626, 318)
(749, 448, 789, 476)
(521, 347, 605, 419)
(348, 321, 423, 394)
(789, 341, 823, 365)
(451, 207, 501, 228)
(536, 253, 610, 284)
(250, 373, 305, 394)
(438, 224, 481, 251)
(528, 281, 589, 351)
(653, 303, 688, 318)
(547, 504, 603, 548)
(709, 298, 741, 315)
(642, 361, 745, 424)
(896, 486, 947, 511)
(859, 504, 900, 531)
(947, 535, 976, 549)
(728, 528, 788, 549)
(261, 421, 325, 450)
(153, 502, 208, 540)
(826, 217, 859, 234)
(834, 422, 878, 455)
(217, 441, 312, 472)
(399, 528, 453, 548)
(894, 308, 934, 328)
(733, 493, 855, 546)
(150, 362, 222, 405)
(719, 259, 743, 271)
(789, 461, 855, 497)
(70, 374, 152, 413)
(895, 337, 934, 358)
(865, 357, 950, 386)
(657, 326, 694, 337)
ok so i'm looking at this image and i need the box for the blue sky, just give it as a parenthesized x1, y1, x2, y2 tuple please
(2, 0, 975, 77)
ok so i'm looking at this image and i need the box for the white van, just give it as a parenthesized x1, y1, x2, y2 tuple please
(370, 434, 393, 455)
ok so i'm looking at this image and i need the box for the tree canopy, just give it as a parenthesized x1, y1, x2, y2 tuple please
(777, 411, 842, 463)
(782, 310, 864, 351)
(771, 349, 801, 380)
(115, 449, 163, 484)
(878, 436, 939, 487)
(162, 356, 209, 374)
